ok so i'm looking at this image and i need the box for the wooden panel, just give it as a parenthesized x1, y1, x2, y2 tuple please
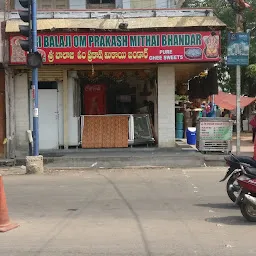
(0, 92, 5, 120)
(82, 116, 103, 148)
(102, 116, 116, 148)
(82, 116, 128, 148)
(114, 116, 128, 148)
(0, 70, 4, 92)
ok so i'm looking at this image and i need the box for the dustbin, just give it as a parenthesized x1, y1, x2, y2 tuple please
(186, 127, 196, 145)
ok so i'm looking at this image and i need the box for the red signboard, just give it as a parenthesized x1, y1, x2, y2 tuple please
(9, 31, 221, 65)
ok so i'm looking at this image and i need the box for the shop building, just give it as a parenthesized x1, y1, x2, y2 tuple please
(5, 7, 226, 157)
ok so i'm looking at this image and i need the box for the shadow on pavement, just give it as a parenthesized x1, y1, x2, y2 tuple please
(205, 216, 256, 226)
(195, 203, 238, 210)
(98, 172, 151, 256)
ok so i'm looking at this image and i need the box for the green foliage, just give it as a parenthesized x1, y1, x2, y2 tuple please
(182, 0, 256, 95)
(246, 64, 256, 77)
(175, 94, 188, 101)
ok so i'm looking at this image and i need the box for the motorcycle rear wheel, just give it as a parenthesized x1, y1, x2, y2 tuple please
(240, 202, 256, 222)
(226, 174, 240, 202)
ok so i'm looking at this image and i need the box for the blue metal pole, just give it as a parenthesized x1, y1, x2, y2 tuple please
(31, 0, 39, 156)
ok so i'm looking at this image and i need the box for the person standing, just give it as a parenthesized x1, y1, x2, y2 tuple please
(206, 102, 215, 117)
(250, 115, 256, 142)
(222, 109, 230, 118)
(215, 106, 221, 117)
(202, 102, 207, 117)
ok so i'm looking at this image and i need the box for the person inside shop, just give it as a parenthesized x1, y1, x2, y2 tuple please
(222, 109, 230, 118)
(142, 100, 155, 124)
(215, 105, 222, 117)
(206, 102, 215, 117)
(202, 102, 207, 117)
(250, 115, 256, 143)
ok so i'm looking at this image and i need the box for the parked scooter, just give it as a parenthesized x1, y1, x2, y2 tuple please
(235, 164, 256, 222)
(220, 154, 256, 202)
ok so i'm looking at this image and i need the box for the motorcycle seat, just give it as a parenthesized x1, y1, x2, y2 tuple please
(244, 167, 256, 177)
(230, 155, 256, 168)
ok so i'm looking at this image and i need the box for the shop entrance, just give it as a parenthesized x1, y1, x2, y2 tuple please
(76, 69, 158, 148)
(29, 82, 59, 150)
(174, 65, 218, 142)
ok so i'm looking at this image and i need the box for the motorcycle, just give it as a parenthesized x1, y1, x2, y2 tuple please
(235, 164, 256, 222)
(219, 154, 256, 202)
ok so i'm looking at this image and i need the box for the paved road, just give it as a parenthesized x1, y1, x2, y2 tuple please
(1, 167, 256, 256)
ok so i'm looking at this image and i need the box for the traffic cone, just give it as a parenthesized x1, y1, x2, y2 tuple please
(0, 175, 19, 232)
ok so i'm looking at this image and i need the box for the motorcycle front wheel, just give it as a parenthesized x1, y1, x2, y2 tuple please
(240, 202, 256, 222)
(226, 174, 241, 202)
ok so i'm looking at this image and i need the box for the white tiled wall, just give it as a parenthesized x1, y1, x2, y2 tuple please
(157, 64, 175, 147)
(14, 72, 29, 153)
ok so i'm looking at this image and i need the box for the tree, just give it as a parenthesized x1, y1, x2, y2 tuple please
(182, 0, 256, 95)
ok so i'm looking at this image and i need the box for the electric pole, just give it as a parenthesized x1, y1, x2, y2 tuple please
(228, 0, 247, 155)
(18, 0, 42, 156)
(236, 11, 242, 155)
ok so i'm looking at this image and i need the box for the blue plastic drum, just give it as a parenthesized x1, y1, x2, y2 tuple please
(186, 127, 196, 145)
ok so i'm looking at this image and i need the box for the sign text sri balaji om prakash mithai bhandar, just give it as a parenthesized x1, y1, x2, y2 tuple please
(9, 31, 221, 64)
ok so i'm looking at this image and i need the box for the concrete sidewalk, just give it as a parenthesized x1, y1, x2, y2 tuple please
(232, 133, 254, 156)
(203, 133, 254, 166)
(0, 133, 254, 171)
(19, 147, 205, 169)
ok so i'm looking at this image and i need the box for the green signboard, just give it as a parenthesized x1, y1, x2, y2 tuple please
(200, 121, 232, 141)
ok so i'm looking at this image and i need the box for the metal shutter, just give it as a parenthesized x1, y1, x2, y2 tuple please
(55, 0, 68, 8)
(38, 0, 52, 9)
(28, 68, 63, 81)
(38, 0, 68, 9)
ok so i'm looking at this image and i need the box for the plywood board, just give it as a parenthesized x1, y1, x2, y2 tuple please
(82, 115, 128, 148)
(102, 116, 116, 148)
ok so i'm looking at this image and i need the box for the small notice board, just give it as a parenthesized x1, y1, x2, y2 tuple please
(197, 118, 233, 153)
(199, 121, 233, 141)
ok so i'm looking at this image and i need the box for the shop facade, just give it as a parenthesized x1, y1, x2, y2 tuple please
(6, 15, 225, 157)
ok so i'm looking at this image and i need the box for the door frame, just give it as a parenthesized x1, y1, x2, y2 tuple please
(29, 81, 60, 150)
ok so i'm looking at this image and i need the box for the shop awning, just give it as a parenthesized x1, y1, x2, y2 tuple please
(214, 91, 256, 110)
(6, 16, 226, 32)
